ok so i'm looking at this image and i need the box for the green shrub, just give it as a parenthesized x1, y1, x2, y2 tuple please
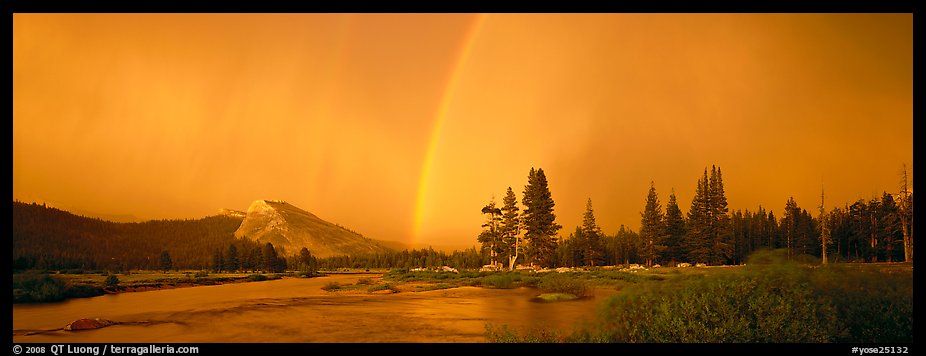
(521, 276, 541, 287)
(64, 284, 105, 299)
(193, 271, 209, 278)
(12, 272, 68, 302)
(419, 283, 453, 291)
(247, 274, 269, 282)
(356, 277, 374, 285)
(597, 271, 644, 283)
(538, 273, 592, 297)
(481, 274, 515, 289)
(591, 264, 839, 342)
(367, 283, 400, 293)
(322, 281, 341, 291)
(485, 324, 566, 343)
(104, 275, 120, 288)
(811, 265, 913, 342)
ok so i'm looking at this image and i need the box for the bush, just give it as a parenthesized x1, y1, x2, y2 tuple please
(356, 277, 374, 285)
(193, 271, 209, 278)
(104, 275, 120, 288)
(597, 271, 644, 283)
(538, 273, 592, 297)
(811, 265, 913, 342)
(247, 274, 268, 282)
(590, 264, 839, 342)
(65, 284, 105, 299)
(485, 324, 566, 343)
(481, 274, 515, 289)
(367, 283, 400, 293)
(322, 282, 341, 291)
(13, 272, 68, 303)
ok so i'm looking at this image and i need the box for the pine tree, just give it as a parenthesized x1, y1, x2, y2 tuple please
(685, 169, 712, 264)
(226, 244, 240, 272)
(663, 190, 687, 265)
(477, 197, 503, 268)
(300, 247, 318, 275)
(262, 243, 279, 272)
(248, 247, 261, 272)
(819, 188, 832, 264)
(782, 197, 801, 260)
(159, 250, 172, 272)
(561, 226, 585, 267)
(500, 187, 521, 270)
(581, 198, 604, 267)
(708, 166, 733, 265)
(639, 182, 667, 267)
(521, 168, 562, 267)
(212, 248, 224, 273)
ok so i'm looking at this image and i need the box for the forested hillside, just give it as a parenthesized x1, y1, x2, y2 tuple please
(12, 201, 246, 271)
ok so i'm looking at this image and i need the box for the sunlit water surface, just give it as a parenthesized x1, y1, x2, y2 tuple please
(13, 274, 615, 342)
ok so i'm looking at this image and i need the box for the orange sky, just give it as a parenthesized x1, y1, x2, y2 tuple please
(13, 14, 912, 248)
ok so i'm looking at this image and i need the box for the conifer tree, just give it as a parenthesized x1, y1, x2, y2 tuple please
(639, 182, 666, 267)
(226, 244, 240, 272)
(664, 190, 687, 264)
(521, 168, 562, 267)
(685, 169, 712, 263)
(500, 187, 521, 270)
(581, 198, 604, 267)
(159, 250, 173, 272)
(708, 166, 734, 264)
(477, 197, 503, 267)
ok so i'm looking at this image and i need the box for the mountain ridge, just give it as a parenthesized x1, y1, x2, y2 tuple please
(234, 199, 393, 258)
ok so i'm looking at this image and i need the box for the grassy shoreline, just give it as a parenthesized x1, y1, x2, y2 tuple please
(12, 270, 298, 303)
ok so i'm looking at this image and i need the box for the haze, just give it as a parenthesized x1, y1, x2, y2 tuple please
(13, 14, 912, 247)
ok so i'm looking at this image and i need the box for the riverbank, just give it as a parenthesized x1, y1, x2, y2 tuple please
(12, 270, 299, 303)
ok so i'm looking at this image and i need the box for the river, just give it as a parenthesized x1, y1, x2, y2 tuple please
(12, 274, 616, 343)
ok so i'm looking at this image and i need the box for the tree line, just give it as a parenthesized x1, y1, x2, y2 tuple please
(12, 201, 244, 271)
(12, 201, 318, 274)
(478, 165, 914, 268)
(315, 247, 487, 271)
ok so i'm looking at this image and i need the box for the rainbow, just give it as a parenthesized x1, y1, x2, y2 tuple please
(412, 14, 487, 245)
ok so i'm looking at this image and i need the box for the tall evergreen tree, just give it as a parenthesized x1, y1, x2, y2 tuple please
(639, 182, 666, 267)
(782, 197, 800, 260)
(561, 226, 585, 267)
(226, 244, 240, 272)
(521, 168, 562, 267)
(477, 197, 503, 267)
(708, 166, 733, 265)
(299, 247, 317, 275)
(581, 198, 604, 267)
(499, 187, 521, 270)
(212, 248, 224, 273)
(663, 190, 687, 264)
(879, 193, 903, 262)
(248, 247, 261, 272)
(685, 169, 712, 263)
(159, 250, 172, 272)
(261, 243, 279, 272)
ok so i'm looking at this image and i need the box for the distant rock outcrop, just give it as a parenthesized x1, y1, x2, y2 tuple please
(218, 208, 246, 219)
(234, 200, 392, 258)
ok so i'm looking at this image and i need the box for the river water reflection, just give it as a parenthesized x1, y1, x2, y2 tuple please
(13, 274, 615, 343)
